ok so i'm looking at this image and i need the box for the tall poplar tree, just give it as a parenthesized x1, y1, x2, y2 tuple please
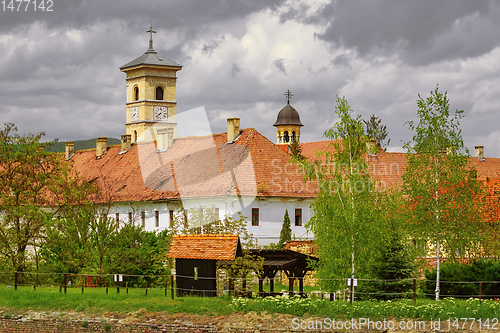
(305, 97, 383, 296)
(402, 86, 485, 300)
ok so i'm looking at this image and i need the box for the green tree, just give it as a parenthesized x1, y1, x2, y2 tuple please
(402, 86, 485, 300)
(290, 139, 305, 161)
(278, 209, 292, 249)
(364, 115, 390, 150)
(0, 123, 69, 281)
(304, 97, 384, 297)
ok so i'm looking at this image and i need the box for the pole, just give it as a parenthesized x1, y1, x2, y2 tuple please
(145, 281, 148, 296)
(170, 275, 174, 300)
(479, 282, 483, 301)
(64, 274, 67, 294)
(350, 278, 354, 304)
(413, 278, 417, 303)
(14, 271, 18, 291)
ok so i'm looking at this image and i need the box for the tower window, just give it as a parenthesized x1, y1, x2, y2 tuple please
(283, 131, 289, 143)
(134, 86, 139, 101)
(155, 86, 164, 100)
(291, 131, 296, 142)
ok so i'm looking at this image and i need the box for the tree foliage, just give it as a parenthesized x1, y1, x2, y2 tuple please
(304, 97, 384, 292)
(364, 115, 390, 150)
(278, 209, 292, 249)
(402, 86, 486, 300)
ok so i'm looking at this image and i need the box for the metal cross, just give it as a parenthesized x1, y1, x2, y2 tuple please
(147, 23, 156, 50)
(284, 90, 293, 104)
(146, 23, 156, 39)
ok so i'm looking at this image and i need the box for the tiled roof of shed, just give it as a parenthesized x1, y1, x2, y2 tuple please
(168, 234, 240, 260)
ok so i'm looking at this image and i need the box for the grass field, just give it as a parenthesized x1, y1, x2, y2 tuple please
(1, 285, 499, 321)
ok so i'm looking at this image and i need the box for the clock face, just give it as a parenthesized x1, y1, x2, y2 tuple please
(154, 106, 168, 121)
(131, 107, 139, 121)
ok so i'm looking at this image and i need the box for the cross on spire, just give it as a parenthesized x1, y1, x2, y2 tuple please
(284, 90, 293, 104)
(146, 23, 156, 51)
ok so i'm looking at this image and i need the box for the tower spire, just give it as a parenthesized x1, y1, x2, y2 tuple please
(146, 23, 156, 52)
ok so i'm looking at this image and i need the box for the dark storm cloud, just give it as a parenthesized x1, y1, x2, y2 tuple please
(313, 0, 500, 66)
(0, 0, 287, 31)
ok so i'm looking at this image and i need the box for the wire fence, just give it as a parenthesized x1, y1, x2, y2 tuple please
(1, 271, 499, 301)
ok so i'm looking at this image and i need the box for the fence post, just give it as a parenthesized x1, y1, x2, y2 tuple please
(350, 278, 354, 304)
(82, 284, 84, 294)
(170, 275, 174, 300)
(64, 274, 67, 294)
(479, 282, 483, 301)
(14, 271, 18, 291)
(145, 281, 148, 296)
(413, 278, 417, 303)
(329, 291, 333, 302)
(126, 281, 129, 294)
(165, 277, 168, 297)
(106, 280, 108, 294)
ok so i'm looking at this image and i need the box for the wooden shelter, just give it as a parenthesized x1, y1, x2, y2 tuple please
(168, 234, 242, 297)
(250, 249, 318, 297)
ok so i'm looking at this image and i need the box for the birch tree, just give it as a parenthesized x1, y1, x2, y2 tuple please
(402, 86, 485, 300)
(305, 97, 384, 295)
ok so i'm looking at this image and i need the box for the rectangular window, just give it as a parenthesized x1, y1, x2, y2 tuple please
(115, 213, 120, 229)
(128, 212, 132, 224)
(141, 210, 146, 228)
(252, 208, 259, 226)
(169, 210, 174, 228)
(295, 209, 302, 226)
(155, 211, 159, 228)
(214, 207, 220, 220)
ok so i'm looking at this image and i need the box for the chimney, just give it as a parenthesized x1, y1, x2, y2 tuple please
(65, 141, 74, 160)
(366, 139, 378, 155)
(121, 134, 131, 152)
(227, 118, 240, 143)
(156, 128, 174, 151)
(96, 137, 107, 158)
(475, 146, 484, 160)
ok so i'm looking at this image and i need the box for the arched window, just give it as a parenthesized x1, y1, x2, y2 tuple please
(134, 130, 138, 142)
(283, 131, 289, 143)
(155, 86, 164, 100)
(291, 131, 296, 142)
(134, 86, 139, 101)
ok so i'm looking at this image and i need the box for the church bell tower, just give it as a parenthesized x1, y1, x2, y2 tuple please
(120, 25, 182, 142)
(273, 90, 304, 144)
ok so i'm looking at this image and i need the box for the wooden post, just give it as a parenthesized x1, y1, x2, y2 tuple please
(479, 282, 483, 301)
(330, 292, 333, 302)
(165, 277, 168, 297)
(64, 274, 67, 294)
(170, 275, 174, 300)
(288, 277, 294, 297)
(413, 278, 417, 303)
(350, 278, 354, 304)
(258, 278, 264, 297)
(145, 281, 148, 296)
(126, 281, 129, 294)
(270, 277, 274, 294)
(82, 284, 84, 294)
(106, 279, 108, 294)
(33, 284, 36, 291)
(117, 280, 120, 294)
(299, 277, 304, 297)
(14, 271, 18, 291)
(228, 278, 234, 297)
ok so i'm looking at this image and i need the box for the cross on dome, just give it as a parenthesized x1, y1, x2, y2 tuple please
(284, 90, 293, 104)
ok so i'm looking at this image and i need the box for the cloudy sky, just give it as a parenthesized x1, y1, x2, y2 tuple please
(1, 0, 499, 156)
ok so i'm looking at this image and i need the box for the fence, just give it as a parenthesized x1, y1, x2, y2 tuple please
(1, 271, 499, 301)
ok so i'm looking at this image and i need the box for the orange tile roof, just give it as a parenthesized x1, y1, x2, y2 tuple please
(68, 128, 315, 202)
(167, 234, 241, 260)
(67, 129, 500, 205)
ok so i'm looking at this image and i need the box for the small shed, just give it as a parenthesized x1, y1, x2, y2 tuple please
(168, 234, 242, 297)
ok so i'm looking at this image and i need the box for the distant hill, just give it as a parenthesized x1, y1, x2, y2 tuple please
(45, 138, 121, 153)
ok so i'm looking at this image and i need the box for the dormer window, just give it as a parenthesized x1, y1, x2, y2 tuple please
(134, 86, 139, 101)
(156, 86, 164, 100)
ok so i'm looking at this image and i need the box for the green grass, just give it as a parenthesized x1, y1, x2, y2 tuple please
(1, 285, 499, 321)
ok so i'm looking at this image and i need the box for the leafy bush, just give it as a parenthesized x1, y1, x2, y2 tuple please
(423, 260, 500, 298)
